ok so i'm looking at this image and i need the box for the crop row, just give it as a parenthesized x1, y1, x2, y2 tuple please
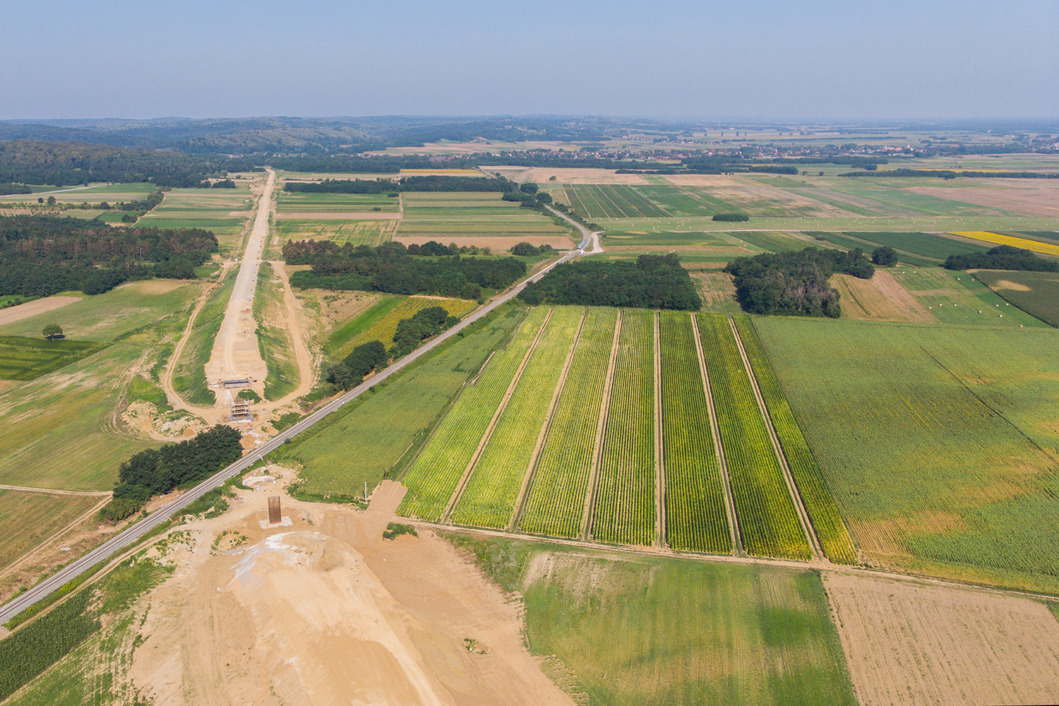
(396, 307, 547, 521)
(592, 310, 656, 546)
(733, 316, 858, 564)
(452, 308, 584, 529)
(519, 308, 619, 537)
(697, 314, 811, 560)
(659, 312, 732, 554)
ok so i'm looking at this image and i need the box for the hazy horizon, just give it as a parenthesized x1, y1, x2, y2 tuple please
(4, 0, 1057, 121)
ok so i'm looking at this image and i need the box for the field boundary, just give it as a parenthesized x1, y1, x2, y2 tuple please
(440, 308, 553, 524)
(653, 311, 666, 548)
(692, 312, 742, 556)
(581, 310, 622, 541)
(508, 309, 587, 531)
(727, 316, 823, 561)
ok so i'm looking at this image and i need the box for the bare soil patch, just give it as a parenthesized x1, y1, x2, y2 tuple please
(910, 182, 1059, 217)
(992, 279, 1032, 292)
(0, 296, 82, 327)
(133, 280, 187, 295)
(824, 573, 1059, 706)
(130, 477, 571, 705)
(396, 234, 575, 250)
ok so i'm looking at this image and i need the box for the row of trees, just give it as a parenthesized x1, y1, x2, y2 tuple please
(724, 247, 875, 317)
(945, 245, 1059, 271)
(521, 253, 702, 310)
(102, 425, 243, 521)
(0, 215, 218, 297)
(285, 240, 526, 300)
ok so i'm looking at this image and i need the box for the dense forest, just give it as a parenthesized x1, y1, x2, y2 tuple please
(0, 141, 253, 187)
(283, 175, 509, 194)
(102, 425, 243, 521)
(285, 240, 526, 300)
(945, 245, 1059, 271)
(724, 247, 875, 317)
(521, 254, 701, 310)
(0, 215, 218, 297)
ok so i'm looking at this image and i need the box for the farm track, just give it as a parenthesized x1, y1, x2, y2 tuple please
(653, 312, 665, 548)
(581, 311, 622, 540)
(440, 309, 553, 524)
(508, 309, 586, 531)
(692, 313, 743, 556)
(0, 496, 110, 582)
(0, 485, 111, 498)
(727, 316, 823, 562)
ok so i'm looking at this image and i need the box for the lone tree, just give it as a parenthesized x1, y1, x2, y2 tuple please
(871, 246, 898, 266)
(42, 323, 63, 339)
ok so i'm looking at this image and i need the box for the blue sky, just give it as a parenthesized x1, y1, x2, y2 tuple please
(3, 0, 1056, 120)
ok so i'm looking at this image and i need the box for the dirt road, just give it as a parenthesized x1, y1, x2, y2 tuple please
(204, 170, 275, 400)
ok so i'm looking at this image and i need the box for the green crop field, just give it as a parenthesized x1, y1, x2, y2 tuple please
(0, 336, 106, 381)
(974, 269, 1059, 327)
(845, 231, 989, 260)
(397, 308, 547, 521)
(0, 491, 101, 572)
(563, 184, 670, 218)
(519, 308, 617, 538)
(697, 315, 811, 560)
(398, 192, 568, 237)
(138, 186, 253, 251)
(275, 191, 400, 213)
(171, 269, 237, 406)
(274, 219, 397, 248)
(755, 317, 1059, 592)
(659, 312, 730, 553)
(591, 310, 656, 546)
(893, 267, 1048, 327)
(725, 230, 811, 253)
(734, 316, 857, 564)
(327, 294, 477, 360)
(452, 308, 583, 529)
(271, 306, 526, 500)
(453, 537, 856, 705)
(0, 183, 157, 206)
(253, 263, 299, 400)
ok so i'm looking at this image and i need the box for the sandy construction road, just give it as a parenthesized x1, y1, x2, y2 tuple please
(130, 475, 572, 705)
(204, 170, 274, 400)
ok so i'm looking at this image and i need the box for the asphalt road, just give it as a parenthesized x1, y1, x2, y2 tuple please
(0, 223, 593, 626)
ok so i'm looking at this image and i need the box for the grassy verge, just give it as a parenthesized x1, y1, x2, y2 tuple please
(253, 263, 299, 400)
(172, 268, 236, 406)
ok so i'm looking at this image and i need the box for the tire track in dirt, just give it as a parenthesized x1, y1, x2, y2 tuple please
(581, 311, 622, 541)
(441, 309, 554, 524)
(509, 308, 586, 531)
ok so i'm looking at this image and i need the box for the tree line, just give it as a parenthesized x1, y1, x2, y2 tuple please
(521, 253, 701, 310)
(725, 247, 875, 318)
(285, 240, 526, 300)
(840, 168, 1059, 180)
(283, 174, 518, 194)
(0, 215, 218, 297)
(945, 245, 1059, 271)
(101, 425, 243, 521)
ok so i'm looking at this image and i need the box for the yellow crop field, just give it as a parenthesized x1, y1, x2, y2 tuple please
(340, 295, 477, 357)
(952, 231, 1059, 257)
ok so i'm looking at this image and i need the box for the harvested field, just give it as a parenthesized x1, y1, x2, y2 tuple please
(831, 271, 933, 322)
(0, 296, 82, 327)
(496, 167, 648, 184)
(824, 573, 1059, 705)
(912, 182, 1059, 217)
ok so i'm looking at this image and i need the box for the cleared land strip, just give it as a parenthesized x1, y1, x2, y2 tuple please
(691, 312, 742, 555)
(727, 316, 822, 562)
(509, 309, 587, 530)
(518, 309, 618, 538)
(581, 311, 622, 540)
(0, 485, 110, 498)
(653, 311, 665, 548)
(450, 308, 580, 528)
(0, 239, 586, 626)
(698, 314, 811, 560)
(732, 316, 858, 564)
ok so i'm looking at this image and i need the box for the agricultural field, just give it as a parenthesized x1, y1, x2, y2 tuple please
(171, 269, 236, 406)
(953, 230, 1059, 257)
(325, 294, 477, 359)
(274, 191, 400, 213)
(891, 267, 1047, 327)
(844, 231, 989, 260)
(697, 315, 811, 561)
(518, 308, 617, 538)
(0, 182, 157, 206)
(397, 192, 572, 247)
(974, 269, 1059, 327)
(755, 317, 1059, 592)
(137, 184, 253, 251)
(272, 186, 401, 251)
(0, 336, 106, 382)
(451, 308, 583, 529)
(455, 537, 857, 705)
(397, 307, 546, 521)
(0, 491, 103, 572)
(831, 271, 934, 323)
(591, 310, 656, 546)
(252, 263, 300, 400)
(270, 306, 526, 500)
(273, 219, 397, 248)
